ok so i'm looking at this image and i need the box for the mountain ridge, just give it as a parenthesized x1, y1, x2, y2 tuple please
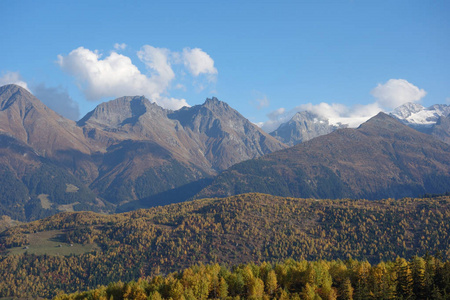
(0, 84, 286, 220)
(270, 102, 450, 146)
(270, 110, 345, 145)
(196, 112, 450, 200)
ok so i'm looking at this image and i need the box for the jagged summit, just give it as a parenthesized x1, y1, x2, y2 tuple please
(204, 96, 221, 105)
(0, 84, 90, 156)
(391, 102, 425, 119)
(270, 110, 342, 146)
(77, 96, 166, 127)
(290, 111, 319, 123)
(390, 102, 450, 128)
(203, 96, 231, 110)
(0, 87, 287, 219)
(168, 96, 286, 170)
(0, 84, 45, 112)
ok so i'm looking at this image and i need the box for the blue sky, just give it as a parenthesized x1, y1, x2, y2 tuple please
(1, 0, 449, 131)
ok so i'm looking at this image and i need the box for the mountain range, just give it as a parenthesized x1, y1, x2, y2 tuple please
(270, 102, 450, 145)
(0, 83, 449, 221)
(0, 84, 284, 220)
(197, 112, 450, 200)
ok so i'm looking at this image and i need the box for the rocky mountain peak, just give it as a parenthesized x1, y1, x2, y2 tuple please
(0, 84, 91, 159)
(390, 102, 450, 129)
(270, 110, 340, 146)
(391, 102, 425, 119)
(358, 112, 410, 135)
(78, 96, 166, 128)
(203, 97, 232, 113)
(197, 110, 450, 200)
(290, 111, 319, 123)
(0, 84, 45, 112)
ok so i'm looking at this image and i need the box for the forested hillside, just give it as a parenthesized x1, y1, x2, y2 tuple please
(1, 193, 449, 298)
(54, 256, 450, 300)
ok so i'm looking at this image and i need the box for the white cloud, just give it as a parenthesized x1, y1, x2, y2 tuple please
(33, 84, 80, 120)
(137, 45, 175, 89)
(182, 48, 217, 78)
(174, 83, 186, 91)
(57, 46, 187, 110)
(262, 102, 382, 132)
(262, 108, 288, 132)
(251, 95, 270, 110)
(0, 71, 29, 90)
(114, 43, 127, 51)
(57, 46, 218, 110)
(158, 96, 189, 110)
(295, 102, 348, 120)
(267, 107, 285, 119)
(261, 79, 427, 132)
(371, 79, 427, 109)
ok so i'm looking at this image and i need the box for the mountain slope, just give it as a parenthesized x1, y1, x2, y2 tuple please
(169, 97, 286, 170)
(269, 102, 450, 146)
(1, 193, 449, 298)
(431, 114, 450, 144)
(0, 85, 286, 218)
(80, 96, 285, 206)
(0, 86, 105, 220)
(197, 113, 450, 200)
(390, 102, 450, 133)
(0, 135, 104, 221)
(0, 84, 92, 157)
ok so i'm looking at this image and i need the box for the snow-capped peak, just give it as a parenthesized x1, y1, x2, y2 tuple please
(390, 102, 450, 127)
(391, 103, 425, 119)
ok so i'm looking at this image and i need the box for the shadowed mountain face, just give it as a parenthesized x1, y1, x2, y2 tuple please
(431, 114, 450, 144)
(0, 85, 285, 219)
(197, 113, 450, 200)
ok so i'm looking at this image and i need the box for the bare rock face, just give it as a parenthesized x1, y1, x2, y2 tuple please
(169, 97, 286, 170)
(197, 113, 450, 200)
(0, 84, 91, 157)
(83, 96, 286, 205)
(270, 111, 344, 146)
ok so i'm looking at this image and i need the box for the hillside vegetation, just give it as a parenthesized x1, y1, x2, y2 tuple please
(55, 256, 450, 300)
(1, 193, 449, 298)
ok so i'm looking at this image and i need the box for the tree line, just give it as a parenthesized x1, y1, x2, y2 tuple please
(54, 256, 450, 299)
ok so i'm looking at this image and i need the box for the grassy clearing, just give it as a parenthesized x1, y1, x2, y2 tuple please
(65, 183, 79, 193)
(38, 193, 52, 209)
(57, 202, 79, 212)
(0, 216, 22, 233)
(6, 230, 100, 256)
